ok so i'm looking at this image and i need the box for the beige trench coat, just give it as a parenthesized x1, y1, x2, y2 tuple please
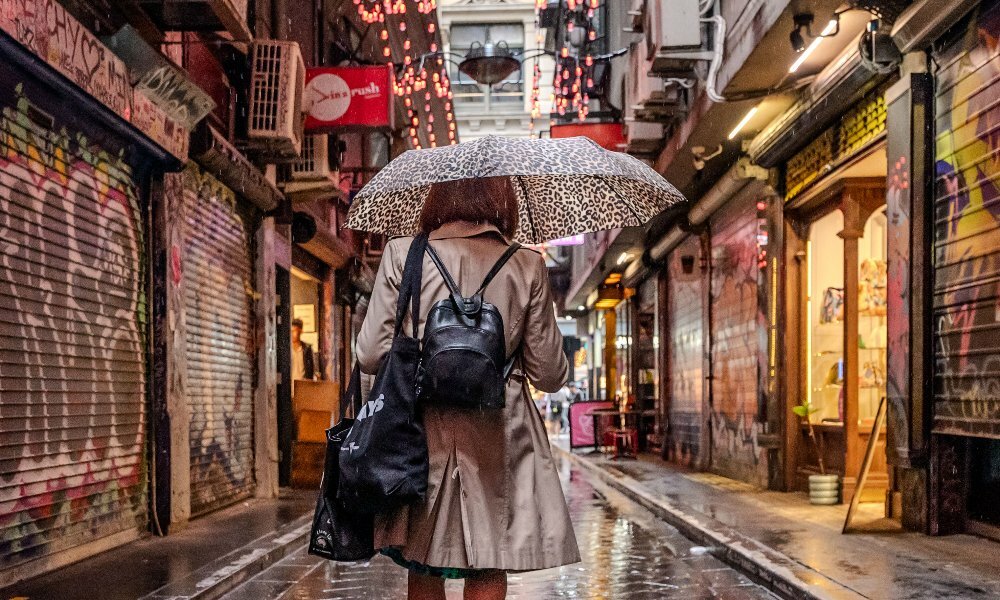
(356, 220, 580, 572)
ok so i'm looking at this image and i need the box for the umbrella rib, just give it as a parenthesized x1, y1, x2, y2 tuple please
(514, 175, 540, 243)
(602, 175, 644, 226)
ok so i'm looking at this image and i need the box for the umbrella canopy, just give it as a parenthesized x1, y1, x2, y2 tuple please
(345, 135, 685, 245)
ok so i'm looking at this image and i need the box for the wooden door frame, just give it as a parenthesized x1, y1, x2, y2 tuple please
(783, 177, 887, 494)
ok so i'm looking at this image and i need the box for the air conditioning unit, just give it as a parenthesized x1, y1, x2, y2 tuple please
(625, 42, 685, 122)
(644, 0, 712, 75)
(280, 135, 341, 203)
(247, 40, 305, 159)
(290, 135, 332, 180)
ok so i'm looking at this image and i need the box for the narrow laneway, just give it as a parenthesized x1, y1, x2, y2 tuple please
(220, 458, 775, 599)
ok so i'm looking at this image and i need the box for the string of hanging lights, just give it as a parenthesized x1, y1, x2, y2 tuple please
(551, 0, 600, 126)
(527, 0, 613, 136)
(527, 0, 546, 137)
(354, 0, 455, 148)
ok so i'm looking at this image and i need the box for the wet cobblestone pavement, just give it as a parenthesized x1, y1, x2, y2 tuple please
(220, 457, 776, 599)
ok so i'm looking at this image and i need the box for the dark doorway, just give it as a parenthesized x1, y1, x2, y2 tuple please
(276, 265, 293, 487)
(969, 438, 1000, 528)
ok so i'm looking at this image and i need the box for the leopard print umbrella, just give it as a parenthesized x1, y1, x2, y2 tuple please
(345, 135, 685, 244)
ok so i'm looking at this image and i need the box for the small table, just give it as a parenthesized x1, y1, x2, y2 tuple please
(589, 408, 657, 454)
(589, 409, 619, 454)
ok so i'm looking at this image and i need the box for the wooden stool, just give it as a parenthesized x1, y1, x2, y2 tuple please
(612, 428, 637, 460)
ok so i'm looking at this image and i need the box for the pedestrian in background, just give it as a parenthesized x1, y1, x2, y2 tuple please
(291, 318, 315, 382)
(566, 382, 580, 403)
(564, 381, 582, 432)
(544, 384, 570, 436)
(355, 176, 580, 600)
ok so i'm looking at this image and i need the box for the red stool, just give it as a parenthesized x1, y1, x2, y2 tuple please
(611, 428, 637, 460)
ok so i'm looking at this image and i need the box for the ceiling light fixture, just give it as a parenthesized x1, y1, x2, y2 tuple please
(789, 19, 839, 73)
(728, 105, 759, 140)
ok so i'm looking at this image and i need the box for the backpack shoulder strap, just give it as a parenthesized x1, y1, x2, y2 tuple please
(425, 242, 462, 298)
(476, 243, 522, 295)
(394, 233, 428, 338)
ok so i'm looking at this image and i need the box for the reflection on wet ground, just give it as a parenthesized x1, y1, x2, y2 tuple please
(221, 459, 775, 599)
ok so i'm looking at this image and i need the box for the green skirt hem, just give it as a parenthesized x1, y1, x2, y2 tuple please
(380, 548, 494, 579)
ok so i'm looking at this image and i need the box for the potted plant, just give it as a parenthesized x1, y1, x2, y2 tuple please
(793, 400, 840, 505)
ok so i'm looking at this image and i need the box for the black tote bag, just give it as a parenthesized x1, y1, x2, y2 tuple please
(308, 365, 375, 561)
(338, 233, 429, 513)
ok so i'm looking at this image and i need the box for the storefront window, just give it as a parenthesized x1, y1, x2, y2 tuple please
(615, 299, 631, 405)
(635, 280, 657, 411)
(858, 207, 888, 422)
(807, 210, 845, 423)
(290, 266, 322, 383)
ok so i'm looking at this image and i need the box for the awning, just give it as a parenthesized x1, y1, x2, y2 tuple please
(747, 38, 888, 169)
(190, 124, 283, 213)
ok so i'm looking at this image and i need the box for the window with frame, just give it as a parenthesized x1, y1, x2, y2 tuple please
(449, 23, 524, 108)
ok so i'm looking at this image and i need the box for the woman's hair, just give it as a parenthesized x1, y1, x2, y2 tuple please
(419, 176, 519, 239)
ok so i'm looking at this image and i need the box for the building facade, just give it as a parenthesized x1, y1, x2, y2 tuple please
(0, 0, 454, 585)
(438, 0, 555, 140)
(560, 0, 1000, 541)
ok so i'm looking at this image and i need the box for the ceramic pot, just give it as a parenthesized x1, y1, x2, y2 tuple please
(809, 474, 840, 505)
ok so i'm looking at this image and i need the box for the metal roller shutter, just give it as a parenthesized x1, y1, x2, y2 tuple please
(179, 166, 256, 515)
(665, 237, 705, 468)
(0, 104, 148, 569)
(932, 0, 1000, 438)
(709, 193, 767, 486)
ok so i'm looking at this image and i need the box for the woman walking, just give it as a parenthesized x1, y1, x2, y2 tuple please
(355, 176, 580, 600)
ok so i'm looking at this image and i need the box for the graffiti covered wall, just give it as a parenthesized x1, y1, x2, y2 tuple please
(933, 0, 1000, 437)
(665, 236, 705, 468)
(166, 164, 256, 515)
(0, 88, 147, 570)
(709, 194, 768, 487)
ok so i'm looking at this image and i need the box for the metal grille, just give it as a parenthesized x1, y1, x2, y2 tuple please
(785, 87, 888, 201)
(291, 135, 330, 179)
(785, 129, 834, 200)
(0, 105, 147, 570)
(247, 41, 304, 158)
(180, 166, 255, 515)
(665, 236, 704, 468)
(837, 92, 887, 161)
(931, 3, 1000, 437)
(250, 42, 283, 132)
(709, 193, 767, 487)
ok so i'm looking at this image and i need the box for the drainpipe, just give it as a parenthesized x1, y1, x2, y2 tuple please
(648, 159, 764, 263)
(274, 0, 289, 40)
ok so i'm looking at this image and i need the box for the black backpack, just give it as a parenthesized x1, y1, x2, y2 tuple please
(417, 241, 521, 410)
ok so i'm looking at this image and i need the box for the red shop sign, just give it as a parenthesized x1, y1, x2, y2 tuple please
(550, 122, 627, 151)
(304, 66, 394, 131)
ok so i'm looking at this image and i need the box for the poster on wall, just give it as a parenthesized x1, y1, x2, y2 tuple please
(569, 401, 615, 448)
(304, 66, 394, 131)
